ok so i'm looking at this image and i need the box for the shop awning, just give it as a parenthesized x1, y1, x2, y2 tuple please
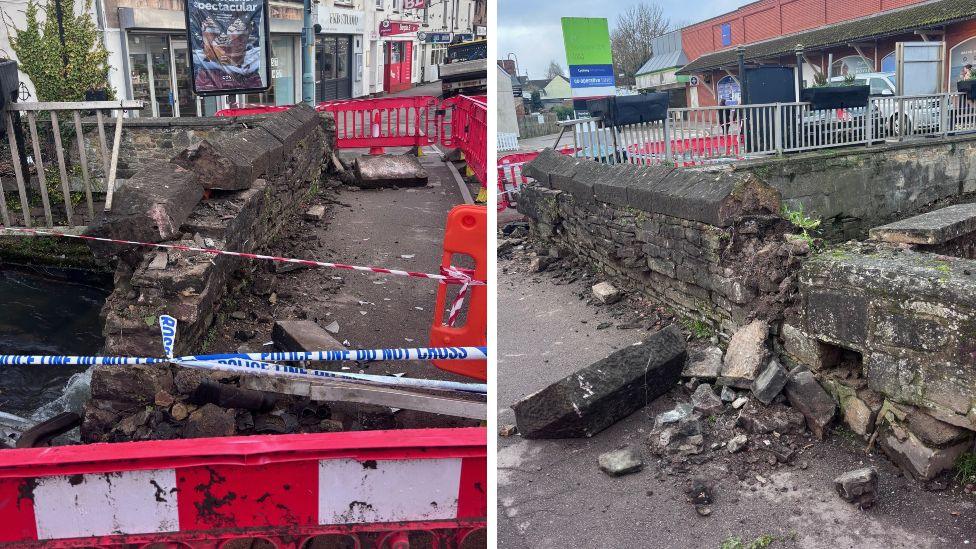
(677, 0, 976, 74)
(636, 49, 688, 77)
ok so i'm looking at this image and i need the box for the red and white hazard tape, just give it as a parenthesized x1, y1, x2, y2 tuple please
(0, 227, 486, 287)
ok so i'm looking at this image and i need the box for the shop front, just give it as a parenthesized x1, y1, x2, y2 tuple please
(316, 6, 366, 101)
(117, 6, 301, 117)
(379, 21, 419, 94)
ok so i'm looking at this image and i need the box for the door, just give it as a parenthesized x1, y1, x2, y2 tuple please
(317, 35, 353, 101)
(384, 41, 412, 94)
(171, 39, 197, 117)
(148, 36, 174, 117)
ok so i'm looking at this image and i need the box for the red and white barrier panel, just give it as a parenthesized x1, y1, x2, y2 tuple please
(0, 428, 486, 547)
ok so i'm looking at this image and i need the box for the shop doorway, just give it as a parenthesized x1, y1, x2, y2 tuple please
(128, 35, 200, 117)
(316, 35, 353, 101)
(384, 41, 413, 94)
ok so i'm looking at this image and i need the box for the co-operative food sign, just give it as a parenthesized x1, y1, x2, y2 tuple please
(561, 17, 615, 98)
(185, 0, 272, 94)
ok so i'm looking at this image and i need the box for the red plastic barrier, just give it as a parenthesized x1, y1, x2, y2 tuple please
(0, 428, 486, 547)
(441, 95, 487, 187)
(430, 205, 486, 381)
(318, 96, 439, 151)
(497, 148, 576, 211)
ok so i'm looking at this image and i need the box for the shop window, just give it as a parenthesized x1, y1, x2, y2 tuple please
(830, 55, 872, 78)
(949, 36, 976, 85)
(881, 51, 896, 73)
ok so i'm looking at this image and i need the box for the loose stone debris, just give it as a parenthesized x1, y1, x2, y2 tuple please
(598, 446, 644, 476)
(591, 281, 621, 304)
(834, 467, 879, 509)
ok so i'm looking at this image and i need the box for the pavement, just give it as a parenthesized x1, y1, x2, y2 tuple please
(383, 80, 445, 98)
(497, 245, 976, 549)
(210, 145, 480, 391)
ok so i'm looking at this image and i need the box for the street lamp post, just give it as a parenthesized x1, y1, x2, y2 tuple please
(301, 0, 315, 105)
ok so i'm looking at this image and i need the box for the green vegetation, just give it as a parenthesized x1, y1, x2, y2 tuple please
(842, 73, 857, 86)
(782, 203, 821, 243)
(682, 317, 713, 340)
(720, 534, 777, 549)
(954, 452, 976, 484)
(6, 0, 114, 101)
(811, 72, 828, 88)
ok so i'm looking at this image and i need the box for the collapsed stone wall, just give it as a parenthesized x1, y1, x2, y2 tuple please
(90, 105, 334, 356)
(80, 105, 336, 443)
(517, 148, 976, 481)
(517, 149, 804, 336)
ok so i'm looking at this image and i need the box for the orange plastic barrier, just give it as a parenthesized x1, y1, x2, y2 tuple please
(430, 205, 487, 381)
(0, 428, 486, 547)
(441, 95, 488, 187)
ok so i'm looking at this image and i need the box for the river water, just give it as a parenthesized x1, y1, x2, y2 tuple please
(0, 268, 109, 419)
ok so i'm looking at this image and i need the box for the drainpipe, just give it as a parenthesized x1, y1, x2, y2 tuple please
(794, 44, 804, 102)
(736, 45, 746, 105)
(301, 0, 315, 105)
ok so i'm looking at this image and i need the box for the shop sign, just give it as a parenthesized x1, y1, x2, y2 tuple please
(185, 0, 271, 95)
(319, 7, 365, 35)
(404, 0, 426, 8)
(418, 31, 452, 44)
(379, 20, 420, 37)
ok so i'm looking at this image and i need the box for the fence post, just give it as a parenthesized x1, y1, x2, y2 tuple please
(774, 103, 783, 155)
(865, 98, 873, 146)
(897, 96, 905, 140)
(941, 93, 950, 137)
(664, 114, 672, 165)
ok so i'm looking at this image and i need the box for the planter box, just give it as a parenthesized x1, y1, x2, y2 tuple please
(800, 85, 870, 110)
(0, 59, 18, 110)
(957, 79, 976, 101)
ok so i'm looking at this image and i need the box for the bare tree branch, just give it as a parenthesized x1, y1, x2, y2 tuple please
(546, 59, 566, 79)
(611, 3, 671, 86)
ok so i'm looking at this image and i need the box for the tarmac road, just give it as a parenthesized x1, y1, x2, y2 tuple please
(497, 249, 976, 549)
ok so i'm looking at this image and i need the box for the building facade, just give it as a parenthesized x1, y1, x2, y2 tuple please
(0, 0, 481, 116)
(642, 0, 976, 107)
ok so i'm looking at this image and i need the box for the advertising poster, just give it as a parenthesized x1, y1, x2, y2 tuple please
(185, 0, 271, 95)
(561, 17, 615, 99)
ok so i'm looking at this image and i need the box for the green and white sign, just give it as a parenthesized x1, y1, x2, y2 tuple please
(561, 17, 615, 98)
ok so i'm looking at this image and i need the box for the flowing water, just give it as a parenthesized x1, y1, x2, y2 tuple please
(0, 268, 109, 419)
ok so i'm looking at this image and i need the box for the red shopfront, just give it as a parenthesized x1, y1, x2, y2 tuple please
(384, 41, 413, 94)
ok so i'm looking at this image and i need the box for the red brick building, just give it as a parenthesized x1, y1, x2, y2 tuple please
(674, 0, 976, 106)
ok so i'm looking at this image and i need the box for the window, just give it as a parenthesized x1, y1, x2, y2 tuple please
(720, 23, 731, 47)
(830, 55, 872, 78)
(881, 51, 896, 73)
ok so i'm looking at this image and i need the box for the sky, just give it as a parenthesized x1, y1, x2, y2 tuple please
(498, 0, 749, 79)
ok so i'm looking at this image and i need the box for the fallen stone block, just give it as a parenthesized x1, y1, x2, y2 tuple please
(304, 204, 326, 222)
(784, 370, 836, 439)
(591, 281, 621, 304)
(171, 127, 276, 191)
(90, 364, 176, 406)
(654, 415, 703, 455)
(719, 320, 769, 388)
(751, 358, 788, 405)
(727, 434, 748, 453)
(353, 155, 428, 188)
(736, 400, 806, 435)
(599, 446, 644, 476)
(512, 326, 686, 438)
(834, 467, 878, 509)
(691, 383, 723, 415)
(85, 162, 203, 256)
(272, 320, 345, 352)
(683, 346, 723, 379)
(182, 403, 236, 439)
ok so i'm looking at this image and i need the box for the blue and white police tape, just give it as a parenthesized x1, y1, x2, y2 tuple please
(0, 346, 487, 366)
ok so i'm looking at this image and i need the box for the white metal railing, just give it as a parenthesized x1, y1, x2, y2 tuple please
(497, 131, 519, 152)
(0, 100, 142, 231)
(558, 92, 976, 168)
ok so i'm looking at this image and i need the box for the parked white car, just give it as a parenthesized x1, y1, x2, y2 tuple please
(829, 72, 943, 135)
